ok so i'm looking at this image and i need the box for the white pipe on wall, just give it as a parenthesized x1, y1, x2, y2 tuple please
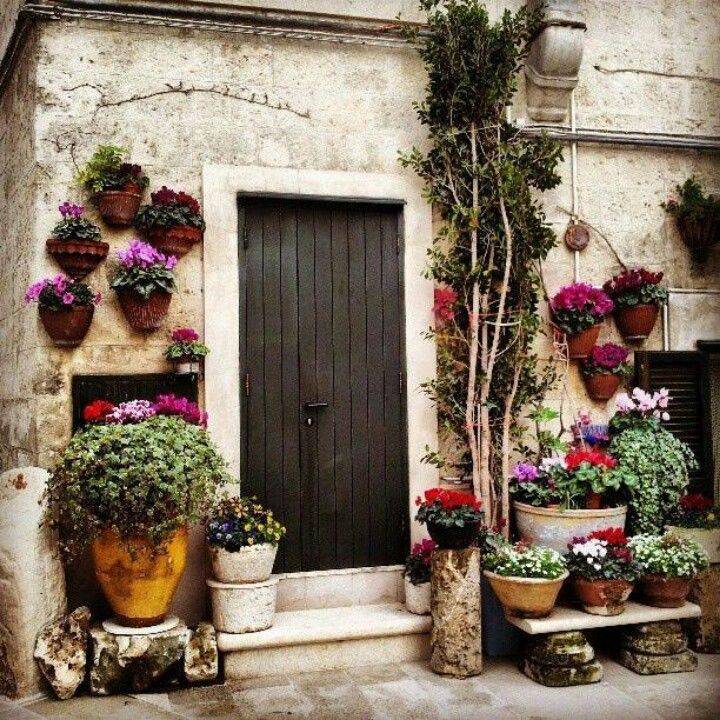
(569, 91, 580, 282)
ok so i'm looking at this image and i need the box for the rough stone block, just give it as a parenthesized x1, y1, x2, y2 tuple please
(522, 658, 603, 687)
(618, 648, 698, 675)
(526, 631, 595, 667)
(687, 566, 720, 653)
(0, 467, 67, 698)
(33, 607, 91, 700)
(621, 621, 688, 656)
(184, 622, 219, 684)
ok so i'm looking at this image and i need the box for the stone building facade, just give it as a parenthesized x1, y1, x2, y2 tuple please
(1, 0, 719, 623)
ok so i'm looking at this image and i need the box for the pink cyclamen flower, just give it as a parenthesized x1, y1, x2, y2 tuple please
(165, 255, 178, 270)
(106, 399, 156, 424)
(58, 201, 84, 219)
(24, 279, 47, 304)
(551, 283, 614, 317)
(61, 292, 75, 306)
(513, 462, 539, 483)
(172, 327, 199, 343)
(614, 392, 635, 413)
(117, 239, 172, 269)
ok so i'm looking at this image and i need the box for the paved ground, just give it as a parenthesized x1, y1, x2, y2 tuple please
(3, 654, 719, 720)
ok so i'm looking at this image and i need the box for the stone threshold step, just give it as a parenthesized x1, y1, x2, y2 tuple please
(217, 602, 430, 652)
(507, 601, 701, 635)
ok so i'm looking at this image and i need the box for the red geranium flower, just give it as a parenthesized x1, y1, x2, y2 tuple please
(565, 449, 617, 471)
(422, 487, 482, 511)
(83, 399, 116, 424)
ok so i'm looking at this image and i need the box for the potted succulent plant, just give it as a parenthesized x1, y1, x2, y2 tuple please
(581, 343, 632, 402)
(510, 452, 634, 553)
(565, 528, 639, 616)
(550, 282, 614, 359)
(164, 328, 210, 374)
(25, 274, 101, 347)
(402, 539, 437, 615)
(46, 396, 225, 627)
(666, 493, 720, 564)
(110, 240, 177, 330)
(45, 202, 109, 279)
(414, 487, 483, 550)
(662, 177, 720, 262)
(135, 187, 206, 258)
(629, 533, 709, 608)
(603, 268, 668, 341)
(483, 536, 568, 618)
(75, 145, 149, 226)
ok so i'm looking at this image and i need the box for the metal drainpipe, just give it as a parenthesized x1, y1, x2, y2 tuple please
(662, 288, 720, 351)
(570, 91, 580, 282)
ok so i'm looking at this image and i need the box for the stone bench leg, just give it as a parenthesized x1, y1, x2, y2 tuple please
(618, 621, 697, 674)
(522, 631, 603, 686)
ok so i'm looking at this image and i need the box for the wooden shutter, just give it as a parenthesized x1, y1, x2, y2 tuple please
(634, 351, 714, 494)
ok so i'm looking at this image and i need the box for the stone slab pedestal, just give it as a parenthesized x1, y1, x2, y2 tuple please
(522, 632, 603, 687)
(687, 565, 720, 653)
(618, 621, 697, 675)
(430, 548, 481, 678)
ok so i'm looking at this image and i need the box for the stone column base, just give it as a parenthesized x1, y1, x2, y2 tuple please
(618, 621, 697, 675)
(521, 631, 603, 687)
(687, 565, 720, 653)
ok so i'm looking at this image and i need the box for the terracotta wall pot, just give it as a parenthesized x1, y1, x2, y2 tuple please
(583, 372, 621, 402)
(210, 543, 278, 584)
(677, 215, 719, 262)
(45, 238, 109, 279)
(573, 577, 633, 616)
(91, 526, 188, 627)
(614, 304, 659, 342)
(404, 577, 431, 615)
(565, 324, 601, 359)
(95, 190, 142, 226)
(148, 225, 203, 258)
(116, 288, 171, 331)
(38, 304, 94, 347)
(484, 569, 568, 618)
(665, 525, 720, 564)
(513, 501, 628, 554)
(427, 519, 480, 550)
(637, 574, 692, 608)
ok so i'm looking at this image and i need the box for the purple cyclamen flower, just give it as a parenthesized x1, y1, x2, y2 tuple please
(58, 201, 84, 219)
(106, 399, 157, 424)
(61, 292, 75, 306)
(513, 462, 539, 483)
(117, 239, 174, 270)
(24, 279, 48, 304)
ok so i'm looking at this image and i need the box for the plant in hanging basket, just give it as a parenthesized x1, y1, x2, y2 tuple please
(662, 177, 720, 262)
(414, 487, 483, 549)
(111, 240, 177, 331)
(135, 186, 206, 258)
(164, 327, 210, 374)
(25, 274, 101, 347)
(581, 343, 632, 402)
(45, 202, 109, 279)
(603, 268, 667, 341)
(550, 283, 613, 359)
(75, 145, 149, 226)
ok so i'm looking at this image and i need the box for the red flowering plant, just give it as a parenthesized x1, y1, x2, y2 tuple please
(403, 538, 438, 585)
(565, 528, 640, 581)
(603, 268, 668, 309)
(81, 394, 207, 427)
(433, 287, 457, 324)
(83, 399, 116, 424)
(561, 448, 635, 507)
(415, 488, 483, 529)
(668, 493, 720, 530)
(550, 282, 613, 335)
(135, 186, 206, 232)
(164, 327, 210, 362)
(582, 343, 632, 378)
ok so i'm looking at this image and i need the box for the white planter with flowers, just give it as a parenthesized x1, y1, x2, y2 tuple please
(165, 328, 209, 375)
(402, 539, 436, 615)
(404, 578, 431, 615)
(211, 543, 278, 584)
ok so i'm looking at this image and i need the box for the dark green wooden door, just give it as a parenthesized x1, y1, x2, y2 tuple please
(240, 197, 408, 572)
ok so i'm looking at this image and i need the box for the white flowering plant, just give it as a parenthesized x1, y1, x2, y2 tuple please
(565, 528, 640, 581)
(483, 536, 567, 580)
(629, 533, 709, 579)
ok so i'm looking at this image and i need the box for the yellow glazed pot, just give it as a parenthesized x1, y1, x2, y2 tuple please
(483, 569, 569, 618)
(91, 526, 188, 627)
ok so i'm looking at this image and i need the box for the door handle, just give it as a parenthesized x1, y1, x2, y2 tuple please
(304, 401, 329, 411)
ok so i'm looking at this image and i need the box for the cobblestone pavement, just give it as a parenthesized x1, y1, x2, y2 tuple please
(3, 653, 719, 720)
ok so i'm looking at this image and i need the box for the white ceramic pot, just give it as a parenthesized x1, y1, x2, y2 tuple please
(211, 543, 278, 583)
(174, 359, 201, 375)
(207, 577, 278, 633)
(404, 577, 431, 615)
(666, 525, 720, 564)
(513, 501, 628, 554)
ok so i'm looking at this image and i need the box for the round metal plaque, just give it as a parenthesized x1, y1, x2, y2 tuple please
(564, 222, 590, 251)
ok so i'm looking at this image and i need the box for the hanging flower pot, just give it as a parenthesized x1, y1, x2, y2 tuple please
(165, 328, 209, 375)
(603, 268, 667, 342)
(415, 488, 483, 550)
(581, 343, 632, 402)
(148, 225, 204, 258)
(25, 275, 101, 347)
(565, 324, 601, 359)
(583, 372, 620, 402)
(677, 216, 719, 261)
(615, 305, 659, 341)
(95, 188, 142, 226)
(117, 288, 172, 330)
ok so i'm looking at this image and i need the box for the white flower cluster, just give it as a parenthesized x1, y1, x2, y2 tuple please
(629, 533, 709, 578)
(571, 538, 608, 571)
(484, 543, 567, 580)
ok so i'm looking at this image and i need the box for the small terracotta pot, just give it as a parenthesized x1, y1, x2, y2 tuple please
(585, 491, 603, 510)
(565, 324, 601, 359)
(46, 238, 109, 279)
(38, 304, 94, 347)
(116, 288, 171, 331)
(484, 569, 569, 618)
(427, 519, 480, 550)
(147, 225, 203, 258)
(638, 574, 692, 608)
(583, 372, 621, 402)
(614, 304, 659, 342)
(677, 215, 719, 262)
(95, 189, 142, 226)
(573, 577, 633, 616)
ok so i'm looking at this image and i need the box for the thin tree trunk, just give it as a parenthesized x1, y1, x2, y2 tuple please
(500, 361, 522, 537)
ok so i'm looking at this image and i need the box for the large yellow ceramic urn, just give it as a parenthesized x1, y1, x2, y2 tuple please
(91, 526, 188, 627)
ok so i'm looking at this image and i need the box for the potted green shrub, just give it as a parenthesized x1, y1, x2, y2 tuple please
(45, 202, 109, 279)
(47, 398, 225, 627)
(111, 240, 177, 330)
(135, 187, 206, 258)
(565, 528, 639, 616)
(581, 343, 632, 402)
(483, 537, 568, 618)
(603, 268, 668, 341)
(164, 327, 210, 375)
(629, 533, 709, 608)
(25, 274, 101, 347)
(75, 145, 149, 226)
(402, 539, 436, 615)
(666, 493, 720, 564)
(662, 177, 720, 262)
(415, 488, 483, 549)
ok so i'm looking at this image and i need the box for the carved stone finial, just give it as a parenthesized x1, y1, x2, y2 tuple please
(525, 0, 586, 123)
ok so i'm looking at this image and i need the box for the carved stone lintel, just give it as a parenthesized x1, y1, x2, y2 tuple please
(525, 0, 586, 123)
(430, 548, 481, 678)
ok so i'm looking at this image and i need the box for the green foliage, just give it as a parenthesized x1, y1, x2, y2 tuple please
(46, 416, 227, 559)
(629, 533, 709, 578)
(662, 177, 720, 224)
(135, 203, 205, 231)
(206, 496, 286, 551)
(165, 340, 210, 361)
(111, 265, 177, 299)
(483, 535, 567, 579)
(51, 216, 102, 242)
(75, 145, 149, 194)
